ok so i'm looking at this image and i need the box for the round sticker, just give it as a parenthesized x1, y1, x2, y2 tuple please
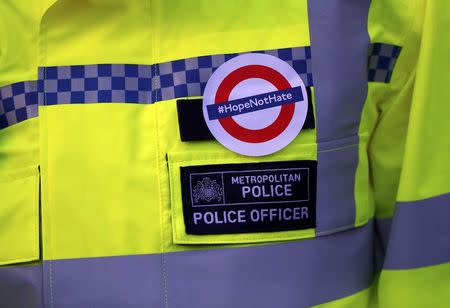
(203, 53, 308, 156)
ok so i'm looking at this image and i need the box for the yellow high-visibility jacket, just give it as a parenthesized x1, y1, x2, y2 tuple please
(0, 1, 449, 307)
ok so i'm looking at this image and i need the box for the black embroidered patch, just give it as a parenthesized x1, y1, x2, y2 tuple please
(180, 161, 317, 235)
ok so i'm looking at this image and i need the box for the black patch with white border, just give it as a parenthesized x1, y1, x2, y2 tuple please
(180, 160, 317, 235)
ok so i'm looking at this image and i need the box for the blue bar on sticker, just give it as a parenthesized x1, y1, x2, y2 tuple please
(207, 86, 303, 120)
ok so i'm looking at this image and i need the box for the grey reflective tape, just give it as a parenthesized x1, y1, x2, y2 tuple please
(375, 217, 393, 255)
(308, 0, 371, 232)
(0, 264, 43, 308)
(166, 222, 374, 308)
(0, 81, 38, 129)
(38, 223, 374, 308)
(384, 193, 450, 269)
(375, 217, 393, 271)
(42, 254, 164, 308)
(308, 0, 371, 142)
(316, 136, 359, 235)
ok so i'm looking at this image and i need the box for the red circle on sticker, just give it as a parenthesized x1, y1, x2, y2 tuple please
(214, 65, 295, 143)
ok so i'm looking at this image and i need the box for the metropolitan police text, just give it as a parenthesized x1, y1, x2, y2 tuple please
(232, 172, 301, 198)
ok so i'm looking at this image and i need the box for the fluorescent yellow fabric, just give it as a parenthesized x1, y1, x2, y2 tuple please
(36, 0, 383, 263)
(0, 0, 55, 85)
(40, 0, 310, 67)
(0, 119, 40, 265)
(376, 1, 450, 307)
(1, 0, 448, 306)
(0, 1, 43, 266)
(379, 263, 450, 308)
(0, 164, 39, 265)
(0, 1, 39, 86)
(367, 0, 424, 219)
(153, 0, 310, 63)
(313, 283, 378, 308)
(0, 0, 42, 175)
(40, 104, 162, 259)
(396, 0, 450, 202)
(40, 0, 153, 66)
(38, 0, 323, 259)
(0, 119, 39, 174)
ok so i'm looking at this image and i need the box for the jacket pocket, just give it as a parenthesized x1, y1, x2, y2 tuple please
(167, 147, 318, 245)
(0, 166, 40, 265)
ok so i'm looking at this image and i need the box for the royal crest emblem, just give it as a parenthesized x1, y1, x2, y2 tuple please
(192, 177, 223, 203)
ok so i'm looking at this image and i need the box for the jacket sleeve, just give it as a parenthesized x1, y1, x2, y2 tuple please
(377, 0, 450, 307)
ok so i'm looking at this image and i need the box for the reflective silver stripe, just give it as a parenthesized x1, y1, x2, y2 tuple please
(37, 223, 374, 308)
(308, 0, 371, 232)
(375, 217, 392, 254)
(0, 264, 43, 308)
(384, 193, 450, 269)
(315, 136, 360, 235)
(375, 217, 393, 271)
(42, 254, 164, 308)
(166, 222, 374, 308)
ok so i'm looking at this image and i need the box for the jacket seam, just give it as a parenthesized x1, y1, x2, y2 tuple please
(149, 2, 169, 306)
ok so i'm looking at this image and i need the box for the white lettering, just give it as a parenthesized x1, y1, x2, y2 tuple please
(293, 207, 301, 220)
(250, 209, 260, 222)
(193, 212, 202, 225)
(227, 210, 237, 223)
(242, 186, 251, 198)
(301, 207, 309, 219)
(283, 208, 292, 220)
(284, 184, 292, 197)
(204, 212, 214, 224)
(232, 176, 243, 185)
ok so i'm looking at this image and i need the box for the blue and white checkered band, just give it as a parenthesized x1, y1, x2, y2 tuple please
(1, 43, 401, 129)
(368, 43, 402, 83)
(0, 81, 38, 129)
(37, 46, 314, 106)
